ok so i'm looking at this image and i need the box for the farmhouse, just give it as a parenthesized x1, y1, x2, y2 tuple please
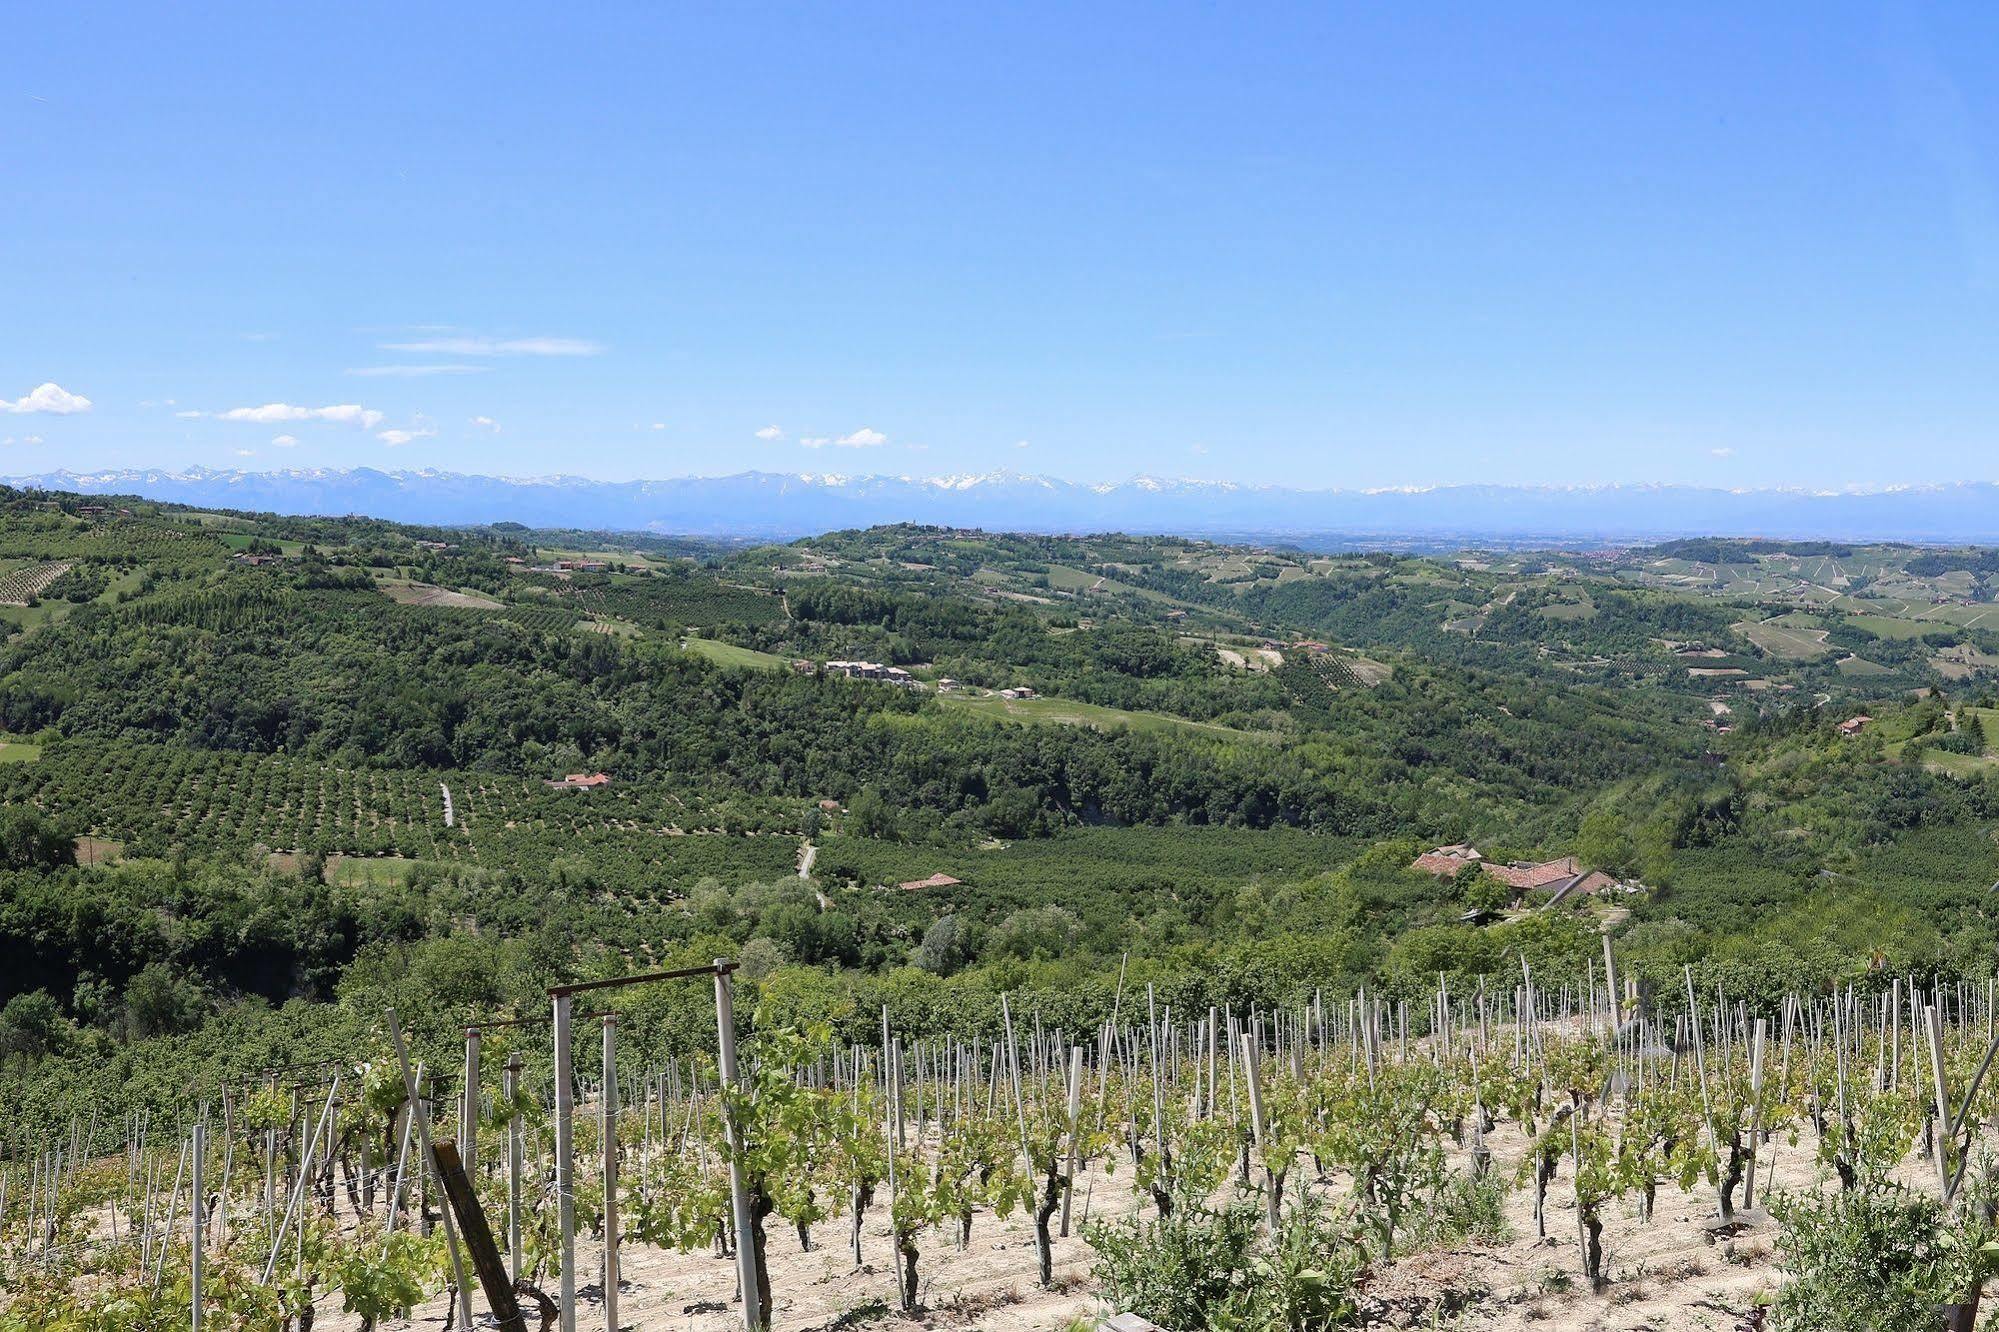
(1410, 843, 1484, 876)
(1411, 845, 1633, 907)
(546, 771, 612, 791)
(1482, 855, 1583, 891)
(998, 686, 1038, 700)
(1838, 715, 1872, 735)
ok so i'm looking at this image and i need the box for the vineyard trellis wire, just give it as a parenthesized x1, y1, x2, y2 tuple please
(13, 951, 1999, 1329)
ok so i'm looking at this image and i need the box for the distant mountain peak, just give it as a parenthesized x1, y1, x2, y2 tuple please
(10, 465, 1999, 544)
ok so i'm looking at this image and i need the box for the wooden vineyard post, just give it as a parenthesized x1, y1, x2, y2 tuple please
(432, 1141, 529, 1332)
(384, 1011, 475, 1327)
(547, 960, 753, 1331)
(554, 992, 577, 1332)
(505, 1053, 524, 1282)
(462, 1027, 481, 1181)
(602, 1014, 621, 1332)
(190, 1118, 204, 1332)
(1060, 1045, 1084, 1237)
(715, 960, 763, 1332)
(1743, 1019, 1765, 1211)
(1240, 1033, 1279, 1231)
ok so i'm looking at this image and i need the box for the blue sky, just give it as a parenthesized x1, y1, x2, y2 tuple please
(5, 2, 1999, 489)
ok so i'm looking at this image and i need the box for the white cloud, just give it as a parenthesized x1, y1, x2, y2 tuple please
(377, 427, 437, 447)
(651, 422, 667, 431)
(234, 448, 256, 457)
(1, 382, 92, 415)
(755, 425, 784, 441)
(1, 435, 45, 447)
(470, 416, 501, 432)
(1709, 447, 1736, 458)
(797, 429, 886, 449)
(380, 335, 603, 357)
(347, 364, 490, 378)
(1190, 443, 1210, 456)
(219, 403, 385, 428)
(175, 410, 204, 419)
(1014, 439, 1030, 449)
(271, 434, 300, 448)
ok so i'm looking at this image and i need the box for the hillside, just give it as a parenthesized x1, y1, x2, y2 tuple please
(8, 491, 1999, 1328)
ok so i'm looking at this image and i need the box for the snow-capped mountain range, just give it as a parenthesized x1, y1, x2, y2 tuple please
(13, 466, 1999, 545)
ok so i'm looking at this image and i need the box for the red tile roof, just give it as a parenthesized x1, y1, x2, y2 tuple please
(1483, 856, 1581, 890)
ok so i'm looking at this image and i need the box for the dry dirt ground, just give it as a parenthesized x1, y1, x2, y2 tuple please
(328, 1119, 1809, 1332)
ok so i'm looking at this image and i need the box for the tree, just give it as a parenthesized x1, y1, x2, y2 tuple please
(0, 989, 64, 1063)
(122, 964, 205, 1039)
(0, 804, 72, 871)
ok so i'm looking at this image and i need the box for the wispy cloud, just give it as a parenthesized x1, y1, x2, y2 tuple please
(755, 425, 784, 441)
(377, 427, 437, 447)
(380, 335, 604, 357)
(217, 403, 384, 428)
(1, 382, 92, 415)
(1014, 439, 1030, 450)
(347, 364, 490, 378)
(799, 427, 888, 449)
(470, 416, 501, 432)
(1, 435, 45, 446)
(234, 448, 256, 457)
(650, 422, 667, 431)
(271, 434, 300, 448)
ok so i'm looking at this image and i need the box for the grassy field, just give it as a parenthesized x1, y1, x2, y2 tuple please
(680, 636, 791, 671)
(377, 577, 505, 609)
(323, 854, 424, 888)
(1734, 618, 1833, 659)
(940, 690, 1271, 741)
(1836, 655, 1896, 677)
(0, 737, 42, 763)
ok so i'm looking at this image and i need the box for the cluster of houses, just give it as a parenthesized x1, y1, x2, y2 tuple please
(802, 659, 920, 687)
(546, 771, 613, 792)
(1410, 843, 1643, 914)
(504, 556, 607, 574)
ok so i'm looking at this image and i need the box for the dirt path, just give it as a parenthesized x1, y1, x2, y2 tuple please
(440, 782, 455, 828)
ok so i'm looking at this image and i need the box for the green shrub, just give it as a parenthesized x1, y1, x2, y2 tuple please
(1086, 1188, 1363, 1331)
(1772, 1185, 1971, 1332)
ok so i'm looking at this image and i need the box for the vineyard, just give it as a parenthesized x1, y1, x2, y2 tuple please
(11, 963, 1999, 1330)
(0, 563, 72, 607)
(522, 577, 788, 632)
(0, 518, 222, 567)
